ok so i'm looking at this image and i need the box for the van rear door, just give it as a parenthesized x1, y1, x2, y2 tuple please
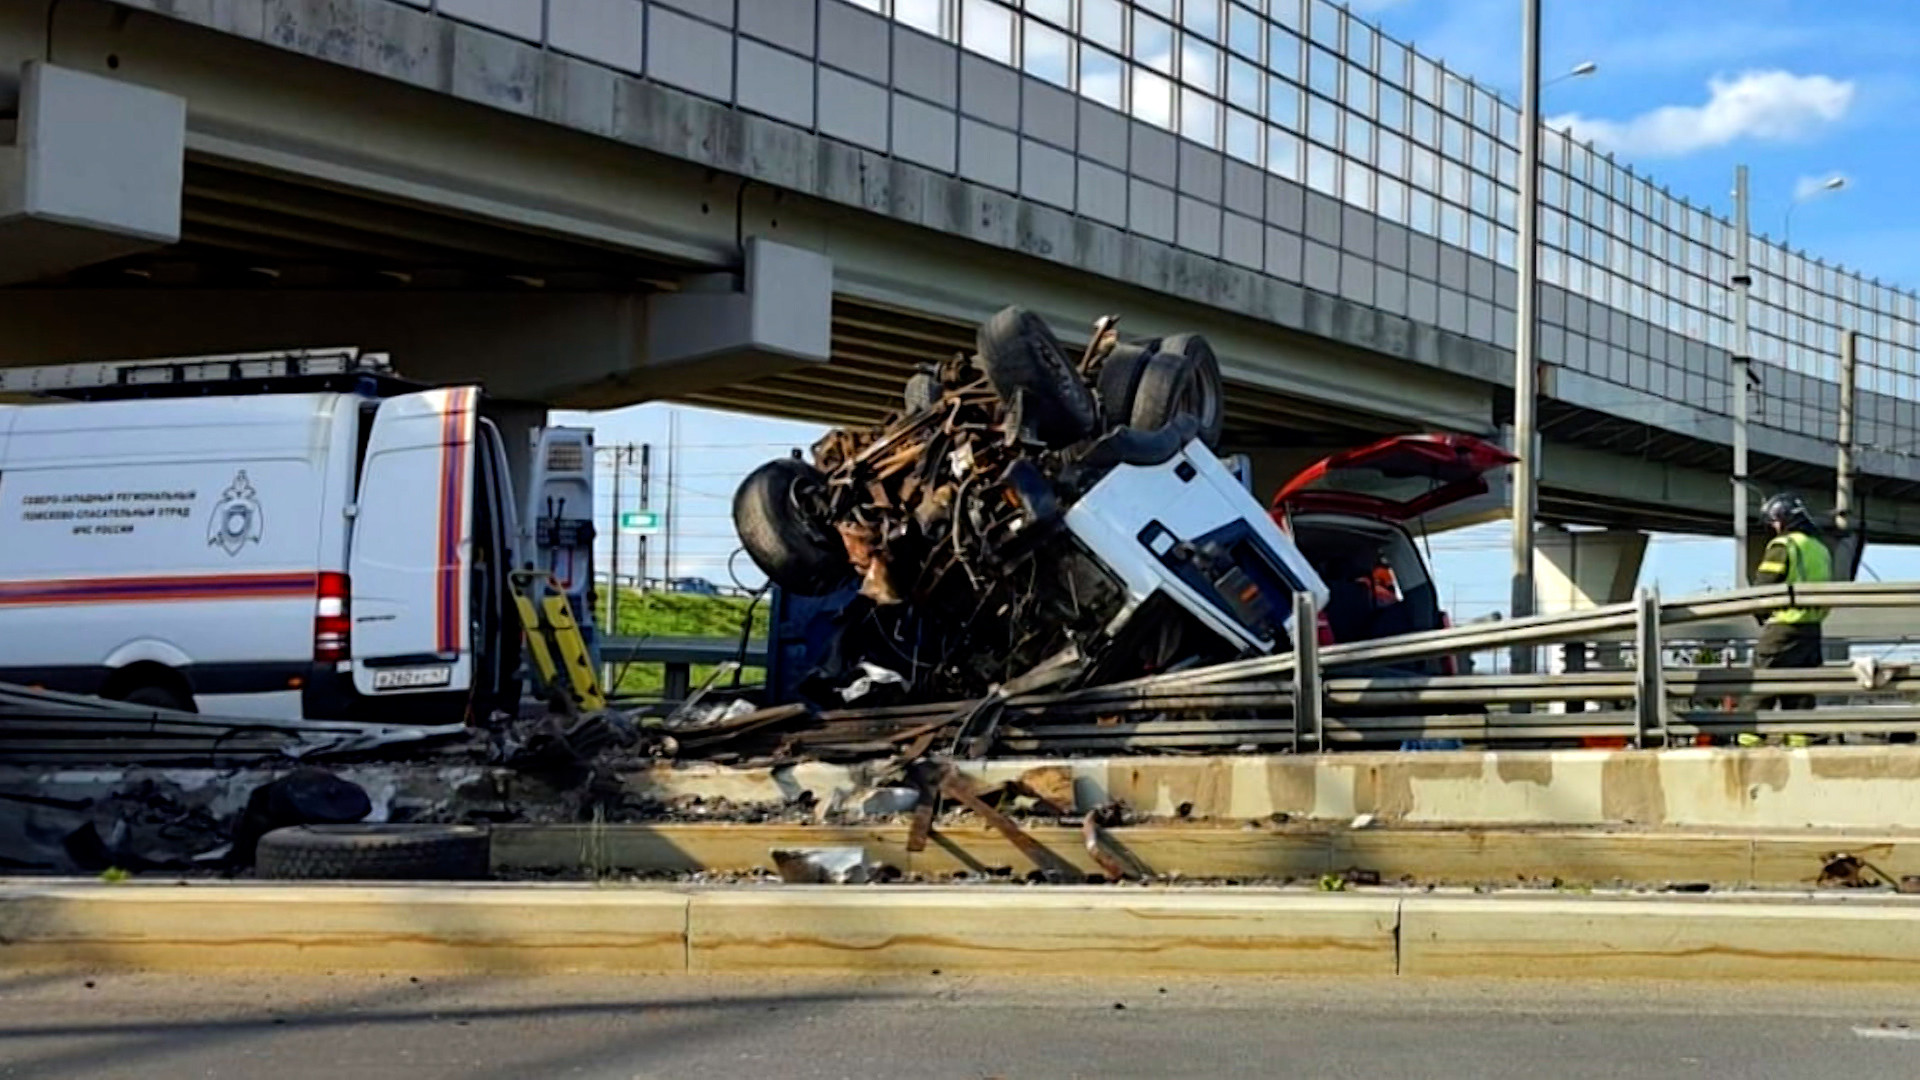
(347, 387, 478, 697)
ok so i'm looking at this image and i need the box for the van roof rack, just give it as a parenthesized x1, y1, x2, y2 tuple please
(0, 347, 427, 402)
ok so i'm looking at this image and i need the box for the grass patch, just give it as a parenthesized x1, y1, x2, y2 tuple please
(598, 589, 769, 697)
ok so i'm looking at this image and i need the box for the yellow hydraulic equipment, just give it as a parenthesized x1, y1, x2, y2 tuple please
(509, 569, 606, 713)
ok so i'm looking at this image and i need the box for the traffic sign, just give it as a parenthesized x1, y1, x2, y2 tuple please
(619, 510, 662, 534)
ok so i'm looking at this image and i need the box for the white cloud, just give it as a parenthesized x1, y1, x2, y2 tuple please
(1794, 173, 1849, 200)
(1548, 70, 1854, 158)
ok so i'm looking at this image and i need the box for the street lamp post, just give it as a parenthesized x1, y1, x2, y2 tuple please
(1510, 0, 1544, 672)
(1784, 175, 1846, 248)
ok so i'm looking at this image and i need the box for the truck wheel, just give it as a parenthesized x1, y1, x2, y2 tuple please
(1136, 334, 1224, 446)
(1130, 346, 1224, 447)
(904, 370, 940, 413)
(254, 824, 491, 881)
(1095, 342, 1154, 430)
(976, 306, 1098, 448)
(734, 458, 851, 596)
(120, 683, 195, 713)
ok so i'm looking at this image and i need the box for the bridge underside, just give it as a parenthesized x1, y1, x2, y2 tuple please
(3, 0, 1918, 541)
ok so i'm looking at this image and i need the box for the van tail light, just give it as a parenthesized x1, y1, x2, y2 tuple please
(314, 572, 352, 663)
(1315, 611, 1335, 648)
(1438, 611, 1458, 676)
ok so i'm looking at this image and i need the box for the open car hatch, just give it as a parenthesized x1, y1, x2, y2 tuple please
(1269, 433, 1516, 522)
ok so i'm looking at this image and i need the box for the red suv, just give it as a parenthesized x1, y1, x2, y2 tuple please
(1270, 434, 1516, 674)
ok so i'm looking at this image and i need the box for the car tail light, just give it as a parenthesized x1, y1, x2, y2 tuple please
(314, 572, 352, 663)
(1315, 611, 1335, 647)
(1438, 611, 1458, 676)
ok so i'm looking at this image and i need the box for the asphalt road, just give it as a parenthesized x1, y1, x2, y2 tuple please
(2, 972, 1917, 1079)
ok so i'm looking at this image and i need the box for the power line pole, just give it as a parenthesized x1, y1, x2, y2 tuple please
(637, 443, 652, 593)
(664, 411, 678, 583)
(609, 444, 624, 635)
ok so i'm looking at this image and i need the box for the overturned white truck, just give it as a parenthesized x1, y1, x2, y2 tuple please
(734, 307, 1329, 706)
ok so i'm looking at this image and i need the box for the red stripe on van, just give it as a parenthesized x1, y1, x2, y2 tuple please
(0, 572, 320, 606)
(434, 388, 473, 654)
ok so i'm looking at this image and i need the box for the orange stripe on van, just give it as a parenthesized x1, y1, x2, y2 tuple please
(0, 572, 320, 606)
(434, 387, 473, 654)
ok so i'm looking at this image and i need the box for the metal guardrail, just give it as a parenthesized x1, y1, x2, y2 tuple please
(601, 583, 1920, 750)
(599, 636, 767, 701)
(1006, 580, 1920, 750)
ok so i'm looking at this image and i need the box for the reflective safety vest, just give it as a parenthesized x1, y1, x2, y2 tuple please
(1758, 530, 1833, 624)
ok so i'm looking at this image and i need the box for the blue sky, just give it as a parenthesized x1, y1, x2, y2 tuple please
(1359, 0, 1920, 282)
(565, 0, 1920, 617)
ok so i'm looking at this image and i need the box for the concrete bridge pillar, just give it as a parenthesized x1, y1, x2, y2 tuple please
(1536, 527, 1648, 704)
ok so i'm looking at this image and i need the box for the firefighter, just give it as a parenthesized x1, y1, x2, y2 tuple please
(1750, 492, 1832, 712)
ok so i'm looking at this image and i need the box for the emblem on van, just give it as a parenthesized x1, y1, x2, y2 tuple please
(208, 471, 264, 556)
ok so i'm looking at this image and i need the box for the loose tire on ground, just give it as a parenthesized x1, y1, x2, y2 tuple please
(1139, 333, 1224, 446)
(976, 306, 1099, 448)
(255, 824, 491, 881)
(733, 457, 851, 596)
(1094, 342, 1154, 430)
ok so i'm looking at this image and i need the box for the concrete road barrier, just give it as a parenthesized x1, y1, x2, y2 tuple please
(4, 880, 1919, 981)
(0, 881, 688, 974)
(687, 890, 1400, 977)
(1399, 895, 1920, 981)
(493, 822, 1920, 890)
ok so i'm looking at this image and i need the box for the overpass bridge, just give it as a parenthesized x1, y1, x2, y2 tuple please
(5, 0, 1920, 561)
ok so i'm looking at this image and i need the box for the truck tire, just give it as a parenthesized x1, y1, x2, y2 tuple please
(976, 306, 1098, 448)
(734, 458, 851, 596)
(904, 370, 940, 413)
(255, 824, 491, 881)
(1095, 342, 1154, 430)
(1135, 334, 1224, 447)
(1130, 348, 1224, 448)
(121, 683, 194, 713)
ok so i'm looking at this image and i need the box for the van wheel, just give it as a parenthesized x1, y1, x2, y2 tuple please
(119, 683, 195, 714)
(1130, 341, 1225, 447)
(977, 306, 1098, 448)
(734, 458, 851, 596)
(255, 824, 491, 881)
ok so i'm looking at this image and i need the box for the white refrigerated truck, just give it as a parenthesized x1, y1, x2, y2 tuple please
(0, 349, 596, 723)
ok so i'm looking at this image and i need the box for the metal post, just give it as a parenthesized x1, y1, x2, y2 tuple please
(1836, 330, 1858, 534)
(1508, 0, 1543, 675)
(1291, 590, 1322, 752)
(1633, 586, 1666, 748)
(1731, 165, 1753, 583)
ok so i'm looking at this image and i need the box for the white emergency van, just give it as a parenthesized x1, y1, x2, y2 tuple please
(0, 349, 594, 723)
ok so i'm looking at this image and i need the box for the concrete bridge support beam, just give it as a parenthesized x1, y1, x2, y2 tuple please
(0, 61, 183, 284)
(0, 240, 833, 406)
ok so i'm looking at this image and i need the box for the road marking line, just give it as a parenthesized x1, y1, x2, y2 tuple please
(1853, 1026, 1920, 1040)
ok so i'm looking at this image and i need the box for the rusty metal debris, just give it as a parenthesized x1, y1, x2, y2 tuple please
(734, 305, 1314, 717)
(936, 765, 1077, 882)
(1819, 850, 1913, 890)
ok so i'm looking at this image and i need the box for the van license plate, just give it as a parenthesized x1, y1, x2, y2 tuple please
(372, 666, 453, 690)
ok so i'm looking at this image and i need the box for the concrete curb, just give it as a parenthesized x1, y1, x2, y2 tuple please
(5, 881, 1920, 980)
(491, 823, 1920, 889)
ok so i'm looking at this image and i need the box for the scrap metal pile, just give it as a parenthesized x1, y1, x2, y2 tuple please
(732, 305, 1297, 711)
